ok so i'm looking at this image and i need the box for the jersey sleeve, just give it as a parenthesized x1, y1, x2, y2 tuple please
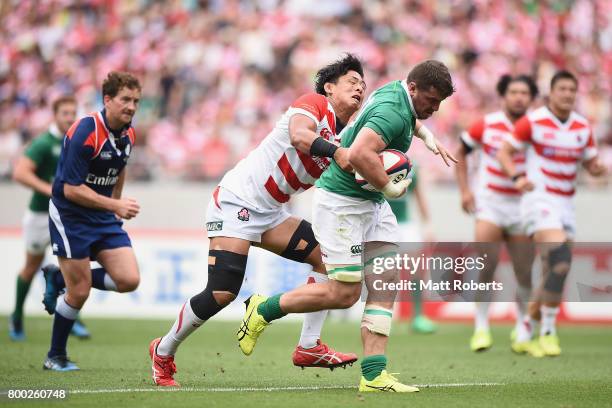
(288, 93, 328, 126)
(461, 118, 485, 148)
(583, 128, 598, 161)
(62, 117, 96, 186)
(509, 116, 532, 150)
(363, 107, 406, 145)
(24, 135, 49, 166)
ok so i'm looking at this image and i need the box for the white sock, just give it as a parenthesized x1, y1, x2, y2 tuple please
(157, 300, 204, 356)
(474, 302, 490, 331)
(514, 285, 531, 330)
(516, 316, 536, 342)
(540, 305, 559, 336)
(56, 294, 80, 320)
(298, 272, 329, 349)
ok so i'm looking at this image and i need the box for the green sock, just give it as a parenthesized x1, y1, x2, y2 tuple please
(361, 355, 387, 381)
(256, 294, 286, 322)
(13, 276, 32, 321)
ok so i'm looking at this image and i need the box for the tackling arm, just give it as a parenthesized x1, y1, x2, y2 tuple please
(288, 114, 352, 171)
(455, 142, 475, 213)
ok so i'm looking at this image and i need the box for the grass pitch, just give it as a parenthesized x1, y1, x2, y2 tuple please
(2, 316, 612, 407)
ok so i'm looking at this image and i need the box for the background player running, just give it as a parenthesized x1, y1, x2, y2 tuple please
(9, 96, 90, 341)
(498, 70, 607, 356)
(42, 72, 142, 371)
(455, 74, 540, 355)
(237, 60, 456, 393)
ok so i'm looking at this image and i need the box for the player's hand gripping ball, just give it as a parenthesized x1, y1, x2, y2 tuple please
(355, 149, 412, 192)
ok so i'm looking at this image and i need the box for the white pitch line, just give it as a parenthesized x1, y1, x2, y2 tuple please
(69, 383, 504, 395)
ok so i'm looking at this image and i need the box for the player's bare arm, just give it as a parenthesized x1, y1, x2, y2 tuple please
(497, 140, 533, 192)
(454, 142, 475, 213)
(12, 156, 52, 197)
(288, 114, 351, 171)
(64, 182, 139, 219)
(348, 127, 411, 198)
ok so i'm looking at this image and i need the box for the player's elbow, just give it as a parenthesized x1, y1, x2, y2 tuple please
(63, 184, 77, 201)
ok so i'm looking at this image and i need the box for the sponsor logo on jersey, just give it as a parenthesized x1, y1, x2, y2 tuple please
(100, 151, 113, 160)
(52, 243, 59, 252)
(237, 208, 250, 222)
(86, 168, 119, 186)
(206, 221, 223, 231)
(350, 244, 362, 255)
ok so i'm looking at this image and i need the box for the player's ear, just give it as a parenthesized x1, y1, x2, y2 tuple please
(407, 81, 417, 95)
(324, 82, 334, 96)
(103, 94, 111, 106)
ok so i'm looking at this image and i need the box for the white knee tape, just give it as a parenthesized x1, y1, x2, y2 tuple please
(361, 305, 393, 336)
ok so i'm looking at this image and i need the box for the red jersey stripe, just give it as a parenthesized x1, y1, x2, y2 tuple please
(296, 150, 326, 179)
(212, 186, 221, 209)
(278, 154, 313, 191)
(265, 177, 290, 203)
(488, 122, 511, 132)
(486, 183, 520, 194)
(532, 141, 581, 163)
(486, 166, 510, 178)
(541, 168, 576, 180)
(546, 186, 575, 196)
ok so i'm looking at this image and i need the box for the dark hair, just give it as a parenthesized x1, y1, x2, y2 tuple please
(496, 74, 538, 99)
(550, 70, 578, 90)
(315, 54, 364, 96)
(407, 60, 455, 99)
(102, 71, 142, 98)
(52, 95, 77, 113)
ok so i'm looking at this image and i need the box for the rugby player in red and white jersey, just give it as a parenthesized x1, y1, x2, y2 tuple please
(148, 54, 448, 386)
(456, 74, 541, 356)
(498, 70, 607, 356)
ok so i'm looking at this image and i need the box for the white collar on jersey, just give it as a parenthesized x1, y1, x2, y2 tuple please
(401, 80, 417, 118)
(544, 106, 576, 129)
(49, 123, 62, 139)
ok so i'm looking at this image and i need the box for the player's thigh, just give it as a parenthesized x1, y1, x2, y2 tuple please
(97, 246, 140, 289)
(475, 219, 504, 242)
(256, 216, 321, 269)
(209, 236, 251, 255)
(506, 233, 536, 286)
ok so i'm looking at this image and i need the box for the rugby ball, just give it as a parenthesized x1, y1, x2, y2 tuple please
(355, 149, 412, 192)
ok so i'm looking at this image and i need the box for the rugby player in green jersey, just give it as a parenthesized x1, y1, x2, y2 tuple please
(238, 61, 456, 392)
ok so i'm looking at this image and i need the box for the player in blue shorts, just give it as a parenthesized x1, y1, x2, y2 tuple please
(42, 72, 142, 371)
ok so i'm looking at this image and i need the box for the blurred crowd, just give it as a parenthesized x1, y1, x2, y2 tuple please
(1, 0, 610, 184)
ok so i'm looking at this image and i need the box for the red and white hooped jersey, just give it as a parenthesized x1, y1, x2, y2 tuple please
(219, 93, 338, 208)
(462, 111, 526, 199)
(508, 106, 597, 199)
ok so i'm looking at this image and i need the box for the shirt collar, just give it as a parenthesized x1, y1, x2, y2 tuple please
(49, 123, 62, 139)
(100, 108, 131, 137)
(401, 80, 417, 118)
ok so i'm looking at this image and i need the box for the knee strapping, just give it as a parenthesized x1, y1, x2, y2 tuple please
(361, 305, 393, 336)
(544, 243, 571, 293)
(280, 220, 318, 263)
(190, 250, 248, 320)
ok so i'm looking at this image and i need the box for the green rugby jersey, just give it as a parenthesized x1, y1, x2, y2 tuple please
(316, 80, 417, 203)
(24, 125, 63, 212)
